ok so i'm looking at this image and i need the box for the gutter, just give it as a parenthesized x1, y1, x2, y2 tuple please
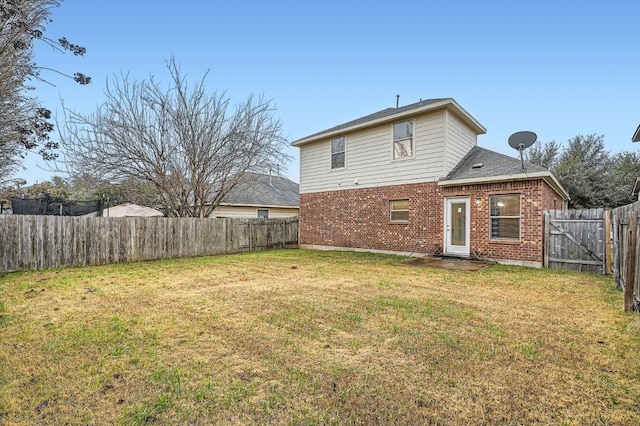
(438, 171, 570, 200)
(218, 203, 300, 209)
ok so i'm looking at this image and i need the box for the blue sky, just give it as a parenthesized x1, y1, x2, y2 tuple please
(23, 0, 640, 185)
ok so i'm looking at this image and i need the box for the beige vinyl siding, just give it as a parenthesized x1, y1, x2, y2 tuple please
(444, 110, 478, 174)
(211, 206, 299, 218)
(299, 110, 447, 194)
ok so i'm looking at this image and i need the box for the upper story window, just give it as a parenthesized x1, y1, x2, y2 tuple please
(257, 209, 269, 219)
(331, 136, 345, 169)
(489, 195, 520, 240)
(393, 120, 413, 159)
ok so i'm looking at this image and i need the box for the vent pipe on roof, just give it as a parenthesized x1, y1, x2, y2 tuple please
(396, 94, 399, 108)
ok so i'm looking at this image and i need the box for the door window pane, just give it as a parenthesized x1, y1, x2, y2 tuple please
(451, 202, 466, 246)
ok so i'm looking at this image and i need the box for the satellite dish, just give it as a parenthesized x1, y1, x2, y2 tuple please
(508, 131, 537, 171)
(508, 131, 537, 150)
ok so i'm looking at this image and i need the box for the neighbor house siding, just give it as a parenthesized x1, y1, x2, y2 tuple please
(212, 206, 299, 218)
(444, 110, 478, 175)
(299, 110, 448, 194)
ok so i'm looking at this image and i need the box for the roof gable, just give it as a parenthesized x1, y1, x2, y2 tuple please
(292, 98, 486, 146)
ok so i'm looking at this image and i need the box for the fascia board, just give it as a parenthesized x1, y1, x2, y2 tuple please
(218, 203, 299, 209)
(438, 171, 570, 200)
(292, 99, 486, 147)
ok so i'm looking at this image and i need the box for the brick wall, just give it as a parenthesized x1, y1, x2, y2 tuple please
(441, 179, 549, 263)
(540, 182, 567, 210)
(300, 178, 565, 264)
(300, 182, 443, 254)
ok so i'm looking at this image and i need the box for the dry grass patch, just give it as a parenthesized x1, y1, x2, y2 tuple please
(1, 249, 639, 424)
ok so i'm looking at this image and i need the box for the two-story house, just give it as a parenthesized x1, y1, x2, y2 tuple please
(293, 98, 569, 267)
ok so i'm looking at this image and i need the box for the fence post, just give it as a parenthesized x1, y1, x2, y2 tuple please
(612, 213, 620, 287)
(543, 211, 550, 268)
(604, 209, 612, 275)
(624, 214, 637, 311)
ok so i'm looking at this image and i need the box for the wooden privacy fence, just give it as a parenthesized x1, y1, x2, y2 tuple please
(543, 208, 609, 274)
(0, 215, 299, 273)
(611, 201, 640, 311)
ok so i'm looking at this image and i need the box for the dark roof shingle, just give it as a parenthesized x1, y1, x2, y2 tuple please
(440, 146, 548, 182)
(294, 98, 451, 143)
(223, 173, 299, 207)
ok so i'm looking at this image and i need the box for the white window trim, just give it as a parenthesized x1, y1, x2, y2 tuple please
(392, 120, 415, 161)
(257, 209, 269, 219)
(389, 199, 410, 223)
(330, 136, 346, 170)
(489, 194, 521, 241)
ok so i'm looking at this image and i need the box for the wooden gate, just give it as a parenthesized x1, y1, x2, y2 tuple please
(611, 201, 640, 311)
(543, 209, 609, 274)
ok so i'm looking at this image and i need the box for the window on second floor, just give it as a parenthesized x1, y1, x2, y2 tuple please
(257, 209, 269, 219)
(393, 120, 413, 159)
(331, 136, 346, 169)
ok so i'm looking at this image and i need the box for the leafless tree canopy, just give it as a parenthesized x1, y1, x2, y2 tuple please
(59, 58, 290, 217)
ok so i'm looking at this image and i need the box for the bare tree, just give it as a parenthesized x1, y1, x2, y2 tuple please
(59, 58, 290, 217)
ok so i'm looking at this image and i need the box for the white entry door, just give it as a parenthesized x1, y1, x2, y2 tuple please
(445, 197, 470, 256)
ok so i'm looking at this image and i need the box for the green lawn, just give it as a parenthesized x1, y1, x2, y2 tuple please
(0, 250, 639, 425)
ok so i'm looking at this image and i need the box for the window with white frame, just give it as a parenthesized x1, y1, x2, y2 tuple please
(257, 209, 269, 219)
(389, 199, 409, 222)
(489, 195, 520, 240)
(331, 136, 345, 169)
(393, 120, 413, 159)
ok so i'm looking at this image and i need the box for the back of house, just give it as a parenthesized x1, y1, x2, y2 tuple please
(293, 98, 569, 267)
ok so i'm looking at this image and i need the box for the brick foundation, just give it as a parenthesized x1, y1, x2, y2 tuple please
(300, 179, 564, 265)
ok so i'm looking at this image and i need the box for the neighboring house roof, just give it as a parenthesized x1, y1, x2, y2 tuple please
(221, 173, 299, 208)
(439, 146, 570, 200)
(632, 178, 640, 196)
(292, 98, 487, 146)
(82, 203, 164, 217)
(633, 125, 640, 142)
